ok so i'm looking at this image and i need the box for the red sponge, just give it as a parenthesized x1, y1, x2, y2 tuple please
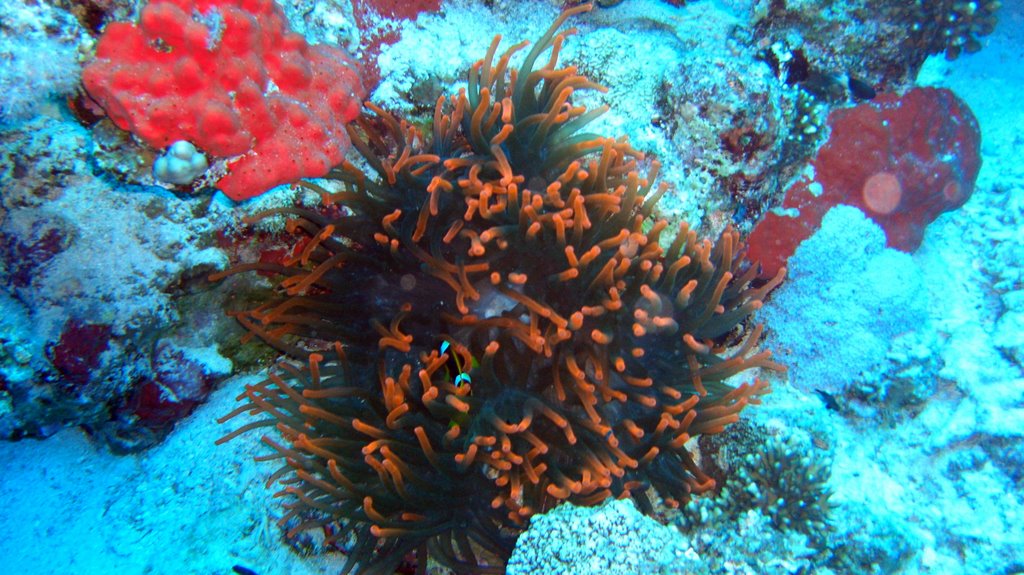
(746, 87, 981, 278)
(82, 0, 365, 200)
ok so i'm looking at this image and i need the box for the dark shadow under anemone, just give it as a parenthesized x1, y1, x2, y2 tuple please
(214, 5, 786, 574)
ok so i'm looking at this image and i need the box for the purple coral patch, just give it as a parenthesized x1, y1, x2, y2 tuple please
(1, 225, 70, 288)
(47, 321, 113, 385)
(128, 342, 221, 429)
(129, 380, 201, 430)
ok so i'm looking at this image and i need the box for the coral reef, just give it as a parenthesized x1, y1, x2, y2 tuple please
(0, 0, 1019, 573)
(824, 500, 919, 575)
(757, 206, 930, 395)
(82, 0, 365, 200)
(753, 0, 1002, 90)
(369, 0, 805, 234)
(576, 0, 794, 234)
(994, 290, 1024, 366)
(682, 429, 833, 544)
(913, 0, 1003, 61)
(514, 497, 833, 575)
(51, 0, 137, 35)
(369, 0, 561, 118)
(216, 5, 783, 573)
(675, 419, 921, 574)
(746, 87, 982, 278)
(851, 330, 945, 423)
(277, 0, 361, 51)
(0, 0, 87, 123)
(507, 498, 699, 575)
(669, 425, 834, 573)
(351, 0, 443, 89)
(153, 141, 209, 186)
(967, 177, 1024, 367)
(0, 115, 236, 451)
(510, 432, 833, 575)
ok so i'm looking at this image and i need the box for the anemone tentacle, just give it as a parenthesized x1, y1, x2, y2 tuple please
(218, 4, 784, 573)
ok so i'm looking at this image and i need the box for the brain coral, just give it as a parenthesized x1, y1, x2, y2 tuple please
(216, 6, 783, 573)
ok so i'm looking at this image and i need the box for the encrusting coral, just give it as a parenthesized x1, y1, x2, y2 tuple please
(214, 5, 785, 574)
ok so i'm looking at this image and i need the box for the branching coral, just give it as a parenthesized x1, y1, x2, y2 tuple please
(914, 0, 1002, 60)
(215, 5, 784, 573)
(682, 430, 833, 543)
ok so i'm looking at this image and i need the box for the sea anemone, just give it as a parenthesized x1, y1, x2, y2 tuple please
(215, 5, 784, 574)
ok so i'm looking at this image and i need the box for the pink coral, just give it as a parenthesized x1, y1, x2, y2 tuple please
(82, 0, 365, 201)
(746, 87, 981, 278)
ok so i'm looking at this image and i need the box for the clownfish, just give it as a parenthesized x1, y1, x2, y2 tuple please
(439, 338, 475, 429)
(440, 339, 473, 388)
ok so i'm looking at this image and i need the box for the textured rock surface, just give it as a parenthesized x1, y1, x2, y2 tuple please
(0, 115, 237, 451)
(759, 205, 930, 395)
(507, 498, 699, 575)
